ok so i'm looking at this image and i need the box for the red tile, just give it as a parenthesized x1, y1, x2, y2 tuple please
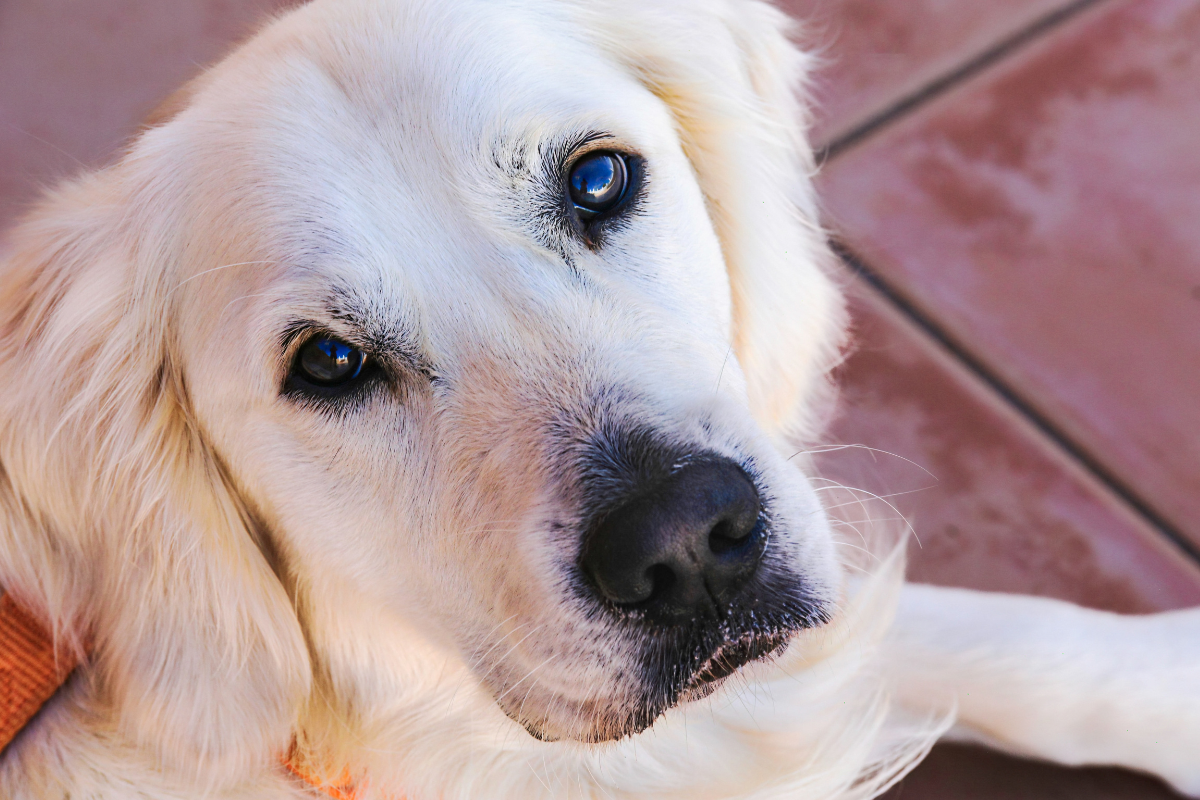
(822, 279, 1200, 797)
(883, 743, 1188, 800)
(780, 0, 1072, 145)
(820, 0, 1200, 551)
(0, 0, 302, 230)
(819, 279, 1200, 613)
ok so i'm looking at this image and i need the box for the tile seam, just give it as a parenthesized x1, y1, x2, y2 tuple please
(831, 240, 1200, 569)
(814, 0, 1114, 162)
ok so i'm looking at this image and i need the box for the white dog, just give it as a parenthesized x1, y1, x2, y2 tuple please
(0, 0, 1196, 798)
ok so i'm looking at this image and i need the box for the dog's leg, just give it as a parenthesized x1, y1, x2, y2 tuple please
(882, 583, 1200, 795)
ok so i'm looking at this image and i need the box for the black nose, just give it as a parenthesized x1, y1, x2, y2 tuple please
(580, 458, 765, 625)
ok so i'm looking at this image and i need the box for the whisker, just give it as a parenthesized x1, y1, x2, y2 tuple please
(167, 260, 278, 295)
(789, 443, 939, 481)
(494, 652, 557, 704)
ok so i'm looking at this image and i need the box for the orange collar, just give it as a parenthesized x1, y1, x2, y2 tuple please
(282, 743, 369, 799)
(0, 594, 76, 754)
(0, 593, 376, 799)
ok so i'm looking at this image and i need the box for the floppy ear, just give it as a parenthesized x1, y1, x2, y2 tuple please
(0, 173, 310, 783)
(582, 0, 846, 440)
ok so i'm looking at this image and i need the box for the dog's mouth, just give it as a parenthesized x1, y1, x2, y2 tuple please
(493, 570, 832, 743)
(505, 628, 796, 744)
(678, 629, 794, 702)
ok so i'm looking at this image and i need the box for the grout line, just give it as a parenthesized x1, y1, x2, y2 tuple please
(832, 240, 1200, 569)
(812, 0, 1199, 564)
(815, 0, 1113, 162)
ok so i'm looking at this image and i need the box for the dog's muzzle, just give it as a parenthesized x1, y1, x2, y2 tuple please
(572, 434, 827, 716)
(496, 428, 830, 743)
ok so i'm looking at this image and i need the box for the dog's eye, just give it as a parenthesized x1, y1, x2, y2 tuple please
(295, 336, 367, 386)
(568, 152, 629, 217)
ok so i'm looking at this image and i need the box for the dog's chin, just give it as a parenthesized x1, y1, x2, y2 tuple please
(500, 630, 797, 744)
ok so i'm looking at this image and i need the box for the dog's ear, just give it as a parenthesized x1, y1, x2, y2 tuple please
(585, 0, 846, 439)
(0, 174, 310, 784)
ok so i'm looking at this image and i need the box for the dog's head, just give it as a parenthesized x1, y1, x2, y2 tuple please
(0, 0, 845, 777)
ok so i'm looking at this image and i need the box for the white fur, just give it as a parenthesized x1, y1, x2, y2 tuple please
(0, 1, 1196, 798)
(885, 585, 1200, 796)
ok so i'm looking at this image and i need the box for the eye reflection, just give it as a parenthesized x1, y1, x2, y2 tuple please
(568, 152, 628, 216)
(296, 336, 366, 386)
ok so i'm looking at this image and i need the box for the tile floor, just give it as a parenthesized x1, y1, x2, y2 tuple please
(801, 0, 1200, 795)
(0, 0, 302, 229)
(781, 0, 1075, 146)
(1, 1, 1197, 797)
(819, 0, 1200, 552)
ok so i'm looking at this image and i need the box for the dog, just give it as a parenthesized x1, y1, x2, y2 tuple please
(0, 0, 1197, 797)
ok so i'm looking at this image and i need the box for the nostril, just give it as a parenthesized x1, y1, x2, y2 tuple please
(708, 517, 754, 555)
(643, 564, 677, 605)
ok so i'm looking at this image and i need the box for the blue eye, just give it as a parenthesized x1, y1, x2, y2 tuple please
(296, 336, 366, 386)
(568, 151, 629, 217)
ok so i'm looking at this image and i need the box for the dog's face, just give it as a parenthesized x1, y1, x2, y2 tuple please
(0, 0, 847, 765)
(154, 0, 841, 743)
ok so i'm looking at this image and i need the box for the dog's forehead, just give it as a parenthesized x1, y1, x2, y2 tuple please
(260, 0, 672, 182)
(160, 0, 733, 385)
(204, 3, 681, 289)
(163, 0, 728, 366)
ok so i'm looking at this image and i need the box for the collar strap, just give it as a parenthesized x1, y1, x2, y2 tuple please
(0, 593, 76, 754)
(282, 745, 367, 799)
(0, 593, 386, 798)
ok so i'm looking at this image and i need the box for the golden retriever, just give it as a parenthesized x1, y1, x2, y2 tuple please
(0, 0, 1197, 797)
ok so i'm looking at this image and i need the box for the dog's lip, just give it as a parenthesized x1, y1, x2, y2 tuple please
(679, 630, 793, 701)
(496, 630, 795, 742)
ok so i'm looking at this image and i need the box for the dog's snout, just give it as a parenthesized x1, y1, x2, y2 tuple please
(580, 458, 764, 624)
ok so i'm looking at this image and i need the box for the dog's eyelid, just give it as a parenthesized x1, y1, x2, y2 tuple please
(541, 129, 637, 171)
(278, 319, 316, 354)
(566, 136, 625, 159)
(278, 321, 359, 364)
(278, 318, 385, 356)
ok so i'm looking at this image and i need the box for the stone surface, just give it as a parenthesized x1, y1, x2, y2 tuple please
(814, 0, 1200, 794)
(781, 0, 1075, 145)
(820, 0, 1200, 551)
(820, 278, 1200, 613)
(821, 280, 1187, 800)
(0, 0, 301, 230)
(883, 743, 1186, 800)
